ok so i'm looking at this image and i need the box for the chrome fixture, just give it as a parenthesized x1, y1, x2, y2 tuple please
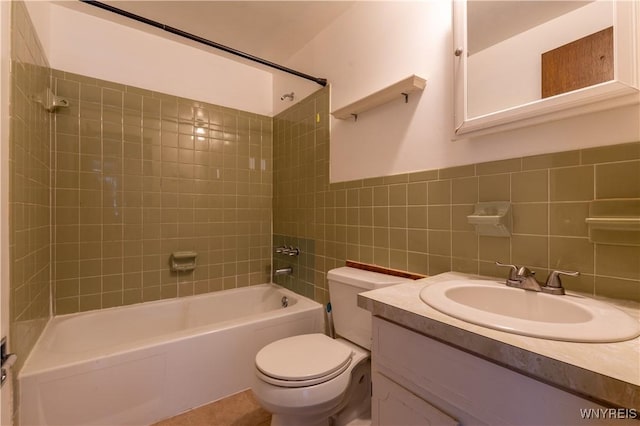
(280, 92, 295, 101)
(274, 266, 293, 276)
(275, 246, 300, 256)
(281, 296, 289, 308)
(544, 270, 581, 295)
(37, 88, 69, 113)
(495, 262, 579, 295)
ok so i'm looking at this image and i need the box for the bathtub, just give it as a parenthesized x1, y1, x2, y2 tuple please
(19, 284, 324, 426)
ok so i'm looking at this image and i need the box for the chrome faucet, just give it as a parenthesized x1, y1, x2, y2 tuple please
(495, 262, 579, 295)
(274, 246, 300, 256)
(274, 266, 293, 277)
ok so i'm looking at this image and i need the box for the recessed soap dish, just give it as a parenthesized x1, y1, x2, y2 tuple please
(467, 202, 512, 237)
(170, 251, 198, 272)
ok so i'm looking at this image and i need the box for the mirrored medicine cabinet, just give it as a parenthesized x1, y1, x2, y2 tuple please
(453, 0, 640, 137)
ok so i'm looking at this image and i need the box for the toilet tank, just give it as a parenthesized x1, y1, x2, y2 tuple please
(327, 267, 411, 350)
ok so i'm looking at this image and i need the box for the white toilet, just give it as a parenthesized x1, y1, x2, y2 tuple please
(252, 266, 410, 426)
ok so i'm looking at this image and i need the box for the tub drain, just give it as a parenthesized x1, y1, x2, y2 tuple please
(281, 296, 289, 308)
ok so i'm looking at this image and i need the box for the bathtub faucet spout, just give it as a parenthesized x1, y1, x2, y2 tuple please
(274, 267, 293, 277)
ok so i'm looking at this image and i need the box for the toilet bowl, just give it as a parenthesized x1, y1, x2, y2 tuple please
(252, 267, 411, 426)
(252, 335, 370, 426)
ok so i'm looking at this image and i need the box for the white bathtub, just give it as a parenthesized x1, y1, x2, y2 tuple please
(19, 284, 324, 426)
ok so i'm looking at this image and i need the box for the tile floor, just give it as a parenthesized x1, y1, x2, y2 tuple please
(153, 390, 271, 426)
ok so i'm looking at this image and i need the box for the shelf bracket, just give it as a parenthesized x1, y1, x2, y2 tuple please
(331, 75, 427, 120)
(351, 113, 358, 122)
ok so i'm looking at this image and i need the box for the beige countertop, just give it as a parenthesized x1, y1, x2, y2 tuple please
(358, 272, 640, 410)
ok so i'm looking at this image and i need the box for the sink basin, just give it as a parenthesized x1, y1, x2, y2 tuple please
(419, 279, 640, 342)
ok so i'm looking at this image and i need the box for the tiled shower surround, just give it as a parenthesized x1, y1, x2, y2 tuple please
(51, 71, 273, 314)
(9, 1, 51, 371)
(274, 87, 640, 304)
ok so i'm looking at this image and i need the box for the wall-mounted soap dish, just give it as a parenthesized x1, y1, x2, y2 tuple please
(467, 202, 512, 237)
(586, 200, 640, 246)
(170, 251, 198, 272)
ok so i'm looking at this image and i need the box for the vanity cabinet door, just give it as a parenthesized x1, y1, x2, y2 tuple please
(372, 371, 459, 426)
(372, 317, 636, 426)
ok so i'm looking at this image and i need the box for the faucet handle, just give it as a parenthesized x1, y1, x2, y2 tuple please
(545, 270, 580, 293)
(495, 261, 518, 281)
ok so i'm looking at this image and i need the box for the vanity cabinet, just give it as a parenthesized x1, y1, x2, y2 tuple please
(371, 317, 635, 426)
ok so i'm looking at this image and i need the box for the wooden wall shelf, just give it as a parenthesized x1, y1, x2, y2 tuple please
(331, 75, 427, 120)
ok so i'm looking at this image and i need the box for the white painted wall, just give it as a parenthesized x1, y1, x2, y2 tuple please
(468, 1, 613, 117)
(285, 1, 640, 182)
(40, 2, 275, 116)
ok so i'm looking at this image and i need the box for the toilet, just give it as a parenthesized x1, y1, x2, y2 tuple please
(252, 266, 410, 426)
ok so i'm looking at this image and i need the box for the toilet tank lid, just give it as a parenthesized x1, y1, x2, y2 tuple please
(327, 266, 412, 290)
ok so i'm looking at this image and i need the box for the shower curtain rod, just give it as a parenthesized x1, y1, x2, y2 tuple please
(79, 0, 328, 87)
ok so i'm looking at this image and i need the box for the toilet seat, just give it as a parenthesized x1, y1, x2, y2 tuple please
(255, 334, 354, 388)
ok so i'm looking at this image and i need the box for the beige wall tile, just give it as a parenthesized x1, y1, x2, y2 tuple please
(560, 273, 594, 295)
(408, 169, 438, 182)
(512, 235, 548, 269)
(549, 237, 594, 274)
(427, 205, 450, 230)
(550, 166, 594, 201)
(511, 170, 548, 202)
(428, 180, 451, 205)
(439, 164, 475, 179)
(388, 184, 407, 206)
(522, 150, 580, 170)
(389, 228, 407, 251)
(582, 142, 640, 165)
(408, 252, 429, 275)
(407, 229, 428, 253)
(373, 186, 389, 206)
(479, 236, 510, 263)
(477, 158, 521, 175)
(452, 257, 479, 275)
(429, 255, 451, 275)
(451, 177, 478, 204)
(407, 182, 428, 205)
(451, 205, 475, 232)
(428, 230, 451, 256)
(594, 276, 640, 302)
(512, 203, 548, 235)
(596, 245, 640, 280)
(596, 161, 640, 199)
(549, 202, 589, 237)
(452, 231, 478, 259)
(407, 206, 428, 229)
(479, 174, 510, 202)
